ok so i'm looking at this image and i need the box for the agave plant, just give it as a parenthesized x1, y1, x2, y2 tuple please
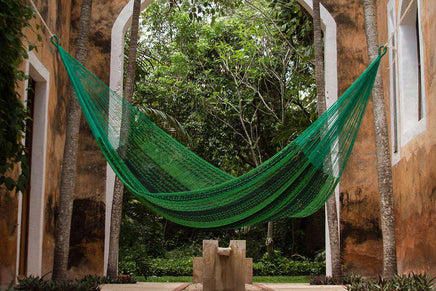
(345, 272, 435, 291)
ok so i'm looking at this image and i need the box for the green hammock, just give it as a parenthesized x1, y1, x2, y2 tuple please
(51, 36, 386, 228)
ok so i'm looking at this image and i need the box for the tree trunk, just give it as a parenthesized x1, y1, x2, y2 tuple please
(106, 0, 142, 278)
(362, 0, 397, 277)
(52, 0, 93, 282)
(266, 221, 274, 256)
(313, 0, 341, 278)
(313, 0, 326, 116)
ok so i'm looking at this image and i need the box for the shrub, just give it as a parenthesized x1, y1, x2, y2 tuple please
(310, 275, 339, 285)
(346, 273, 435, 291)
(253, 251, 325, 276)
(308, 272, 435, 290)
(310, 274, 365, 285)
(119, 256, 194, 277)
(147, 257, 193, 277)
(120, 251, 325, 278)
(118, 260, 137, 276)
(11, 274, 136, 290)
(14, 275, 100, 291)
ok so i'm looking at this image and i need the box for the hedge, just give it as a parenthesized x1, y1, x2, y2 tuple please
(120, 254, 324, 277)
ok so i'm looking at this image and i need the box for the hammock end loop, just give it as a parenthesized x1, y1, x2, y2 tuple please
(50, 35, 60, 48)
(378, 45, 388, 57)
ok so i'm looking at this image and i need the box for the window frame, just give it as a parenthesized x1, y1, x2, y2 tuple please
(397, 0, 426, 148)
(387, 0, 401, 165)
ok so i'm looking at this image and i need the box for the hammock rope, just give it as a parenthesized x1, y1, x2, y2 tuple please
(51, 35, 386, 228)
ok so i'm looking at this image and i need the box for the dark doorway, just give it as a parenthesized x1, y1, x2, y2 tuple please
(18, 78, 36, 277)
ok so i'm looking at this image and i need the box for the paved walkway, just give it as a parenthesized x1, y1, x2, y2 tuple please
(101, 283, 182, 291)
(101, 282, 346, 291)
(263, 283, 346, 290)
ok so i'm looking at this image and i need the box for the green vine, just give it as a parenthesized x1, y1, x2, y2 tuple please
(0, 0, 36, 192)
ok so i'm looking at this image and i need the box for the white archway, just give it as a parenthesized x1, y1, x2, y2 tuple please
(105, 0, 338, 275)
(16, 51, 49, 277)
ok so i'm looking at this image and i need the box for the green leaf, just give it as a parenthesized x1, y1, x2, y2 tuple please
(4, 177, 16, 191)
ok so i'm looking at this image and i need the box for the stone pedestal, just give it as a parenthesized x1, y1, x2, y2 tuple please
(193, 240, 253, 291)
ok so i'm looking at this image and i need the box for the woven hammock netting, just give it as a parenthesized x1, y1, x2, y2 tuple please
(53, 37, 386, 229)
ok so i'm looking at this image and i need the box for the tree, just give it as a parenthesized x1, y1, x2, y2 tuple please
(362, 0, 397, 277)
(312, 0, 341, 278)
(135, 0, 316, 258)
(135, 0, 315, 175)
(107, 0, 142, 278)
(120, 0, 320, 263)
(52, 0, 92, 282)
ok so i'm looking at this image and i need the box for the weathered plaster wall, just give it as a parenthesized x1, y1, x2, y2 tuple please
(378, 0, 436, 276)
(320, 0, 384, 276)
(36, 0, 73, 280)
(67, 0, 434, 278)
(1, 0, 131, 285)
(321, 0, 435, 277)
(2, 0, 433, 287)
(0, 186, 20, 286)
(52, 0, 129, 279)
(0, 0, 72, 287)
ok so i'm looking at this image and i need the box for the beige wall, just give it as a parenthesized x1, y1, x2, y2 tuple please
(0, 0, 129, 286)
(320, 0, 384, 276)
(1, 0, 434, 287)
(381, 0, 436, 276)
(62, 0, 129, 279)
(0, 0, 72, 286)
(321, 0, 435, 277)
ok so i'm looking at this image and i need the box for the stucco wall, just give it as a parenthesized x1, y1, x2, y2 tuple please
(1, 0, 130, 286)
(61, 0, 129, 279)
(379, 0, 436, 276)
(320, 0, 384, 276)
(0, 0, 72, 286)
(1, 0, 434, 287)
(321, 0, 435, 277)
(0, 182, 20, 286)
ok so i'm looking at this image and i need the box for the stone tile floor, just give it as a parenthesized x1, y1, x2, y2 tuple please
(101, 282, 346, 291)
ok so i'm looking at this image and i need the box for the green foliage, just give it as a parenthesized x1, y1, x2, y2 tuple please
(137, 276, 193, 282)
(136, 275, 310, 283)
(119, 257, 194, 277)
(310, 273, 435, 290)
(0, 0, 36, 192)
(10, 275, 136, 290)
(253, 250, 325, 276)
(253, 276, 308, 283)
(310, 275, 340, 285)
(345, 273, 435, 291)
(135, 0, 315, 176)
(147, 257, 193, 277)
(117, 0, 322, 266)
(14, 275, 98, 291)
(121, 253, 323, 277)
(185, 0, 243, 21)
(118, 260, 138, 276)
(118, 191, 165, 277)
(121, 215, 322, 263)
(269, 0, 314, 49)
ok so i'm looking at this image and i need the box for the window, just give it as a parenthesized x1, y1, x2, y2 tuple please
(388, 0, 400, 164)
(397, 0, 426, 147)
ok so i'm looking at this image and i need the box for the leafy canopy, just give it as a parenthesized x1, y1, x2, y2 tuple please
(119, 0, 322, 267)
(133, 0, 316, 175)
(0, 0, 36, 192)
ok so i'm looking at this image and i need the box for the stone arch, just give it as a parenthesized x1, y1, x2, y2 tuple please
(105, 0, 338, 275)
(16, 51, 50, 277)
